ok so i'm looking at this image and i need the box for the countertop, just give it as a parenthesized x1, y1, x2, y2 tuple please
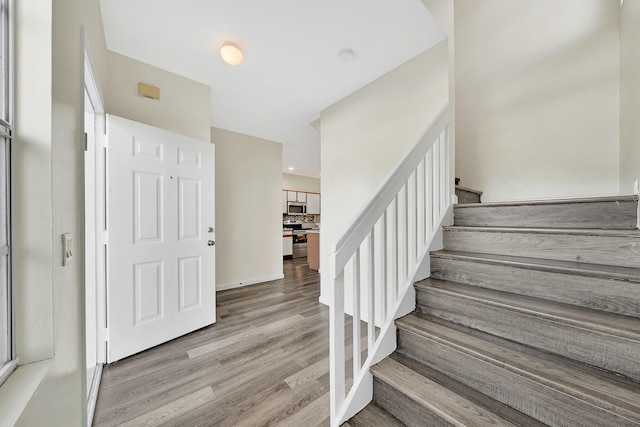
(282, 228, 320, 234)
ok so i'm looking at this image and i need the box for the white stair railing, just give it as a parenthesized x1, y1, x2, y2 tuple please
(329, 103, 452, 426)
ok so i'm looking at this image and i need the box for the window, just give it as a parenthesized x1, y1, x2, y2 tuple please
(0, 0, 13, 385)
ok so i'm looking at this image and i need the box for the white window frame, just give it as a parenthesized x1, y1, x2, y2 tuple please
(0, 0, 14, 386)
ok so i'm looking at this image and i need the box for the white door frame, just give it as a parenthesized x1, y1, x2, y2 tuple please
(83, 30, 106, 426)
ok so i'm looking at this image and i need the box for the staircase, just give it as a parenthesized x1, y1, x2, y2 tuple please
(344, 195, 640, 426)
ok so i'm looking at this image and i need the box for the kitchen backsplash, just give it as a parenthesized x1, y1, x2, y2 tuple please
(283, 214, 318, 223)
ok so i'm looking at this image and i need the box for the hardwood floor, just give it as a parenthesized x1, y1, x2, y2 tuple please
(93, 258, 332, 427)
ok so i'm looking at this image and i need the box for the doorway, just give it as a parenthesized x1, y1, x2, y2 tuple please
(84, 42, 106, 426)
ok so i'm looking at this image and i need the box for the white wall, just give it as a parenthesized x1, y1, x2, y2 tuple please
(13, 0, 54, 368)
(83, 0, 108, 89)
(106, 52, 211, 141)
(455, 0, 620, 202)
(421, 0, 456, 207)
(319, 40, 449, 303)
(283, 173, 320, 193)
(620, 0, 640, 193)
(13, 0, 86, 424)
(212, 127, 284, 290)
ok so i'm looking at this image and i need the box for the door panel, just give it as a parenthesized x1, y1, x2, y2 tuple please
(134, 172, 163, 242)
(179, 177, 200, 240)
(107, 115, 215, 362)
(134, 137, 163, 159)
(179, 256, 201, 311)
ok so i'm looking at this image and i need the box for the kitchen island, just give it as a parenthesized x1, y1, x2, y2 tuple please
(306, 230, 319, 270)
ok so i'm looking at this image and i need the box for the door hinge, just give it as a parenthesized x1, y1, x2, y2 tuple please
(99, 230, 108, 245)
(84, 132, 88, 151)
(98, 133, 107, 148)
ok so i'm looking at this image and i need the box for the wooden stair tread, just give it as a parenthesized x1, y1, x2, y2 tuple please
(455, 184, 483, 195)
(430, 250, 640, 319)
(342, 403, 404, 427)
(389, 352, 547, 427)
(396, 313, 640, 422)
(453, 195, 638, 229)
(430, 250, 640, 282)
(415, 278, 640, 339)
(371, 358, 516, 426)
(455, 194, 639, 208)
(443, 227, 640, 269)
(444, 225, 640, 237)
(416, 278, 640, 381)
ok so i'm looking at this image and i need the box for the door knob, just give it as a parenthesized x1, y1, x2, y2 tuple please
(207, 240, 215, 246)
(207, 227, 214, 233)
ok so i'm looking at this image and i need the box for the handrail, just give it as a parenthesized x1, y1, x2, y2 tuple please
(329, 103, 452, 426)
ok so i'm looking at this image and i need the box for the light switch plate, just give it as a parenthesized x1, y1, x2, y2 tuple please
(62, 233, 72, 266)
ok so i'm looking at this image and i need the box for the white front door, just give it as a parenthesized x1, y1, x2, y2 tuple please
(106, 115, 216, 363)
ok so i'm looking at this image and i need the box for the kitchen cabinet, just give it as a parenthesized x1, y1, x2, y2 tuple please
(306, 193, 320, 215)
(282, 191, 288, 214)
(307, 232, 319, 270)
(287, 190, 306, 203)
(283, 234, 293, 257)
(283, 190, 321, 215)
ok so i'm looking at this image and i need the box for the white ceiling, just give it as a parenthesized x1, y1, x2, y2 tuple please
(99, 0, 445, 177)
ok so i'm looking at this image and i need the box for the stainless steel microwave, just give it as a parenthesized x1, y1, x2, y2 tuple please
(287, 202, 307, 215)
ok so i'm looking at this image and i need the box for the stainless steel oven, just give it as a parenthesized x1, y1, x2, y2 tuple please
(292, 231, 307, 258)
(283, 220, 308, 259)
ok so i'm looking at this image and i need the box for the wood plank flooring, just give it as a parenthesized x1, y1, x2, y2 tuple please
(93, 259, 333, 427)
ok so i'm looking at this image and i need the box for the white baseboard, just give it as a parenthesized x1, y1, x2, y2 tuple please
(216, 274, 285, 291)
(318, 295, 330, 307)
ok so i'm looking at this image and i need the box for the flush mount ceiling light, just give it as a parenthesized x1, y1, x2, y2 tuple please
(220, 43, 243, 66)
(338, 48, 355, 63)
